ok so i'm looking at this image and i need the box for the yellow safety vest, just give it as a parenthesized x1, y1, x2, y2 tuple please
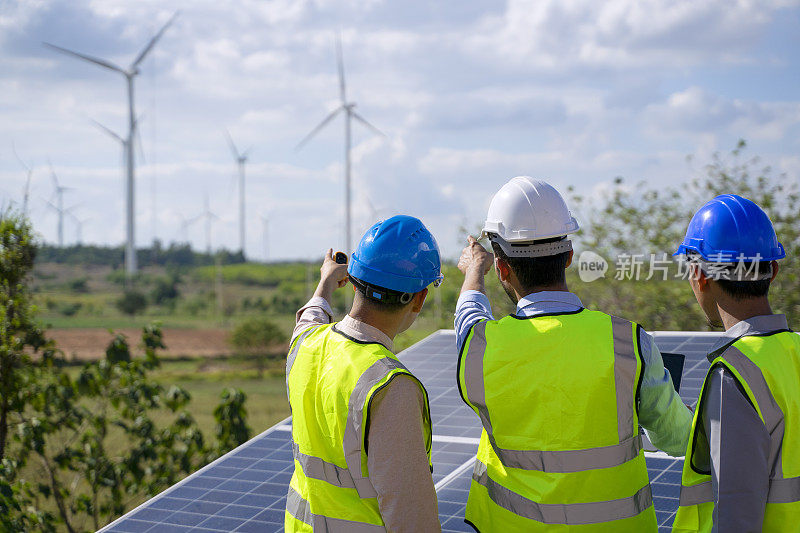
(284, 323, 432, 532)
(672, 330, 800, 532)
(458, 309, 656, 532)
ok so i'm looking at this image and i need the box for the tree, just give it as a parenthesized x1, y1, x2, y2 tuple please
(568, 140, 799, 330)
(213, 388, 251, 455)
(1, 211, 256, 531)
(229, 317, 284, 377)
(0, 210, 51, 460)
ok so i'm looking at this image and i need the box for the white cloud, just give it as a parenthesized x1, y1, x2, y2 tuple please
(464, 0, 799, 71)
(644, 87, 800, 141)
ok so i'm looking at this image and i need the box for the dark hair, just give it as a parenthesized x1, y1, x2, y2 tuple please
(490, 237, 570, 290)
(715, 261, 773, 300)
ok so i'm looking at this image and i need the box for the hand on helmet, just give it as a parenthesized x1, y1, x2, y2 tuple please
(458, 236, 494, 276)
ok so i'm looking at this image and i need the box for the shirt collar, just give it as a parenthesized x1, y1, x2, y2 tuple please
(337, 314, 394, 352)
(708, 314, 790, 359)
(516, 291, 583, 313)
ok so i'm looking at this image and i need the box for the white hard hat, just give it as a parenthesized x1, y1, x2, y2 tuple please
(481, 176, 579, 257)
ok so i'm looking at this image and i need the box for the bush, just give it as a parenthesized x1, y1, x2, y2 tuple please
(229, 318, 284, 355)
(116, 290, 147, 316)
(68, 277, 89, 293)
(150, 275, 180, 306)
(58, 302, 82, 317)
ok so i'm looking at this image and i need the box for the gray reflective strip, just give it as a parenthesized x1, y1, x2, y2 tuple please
(722, 346, 786, 478)
(286, 326, 319, 391)
(286, 485, 386, 532)
(462, 317, 642, 472)
(472, 461, 652, 524)
(293, 441, 357, 490)
(680, 477, 800, 506)
(343, 357, 409, 499)
(463, 320, 496, 443)
(611, 316, 637, 442)
(678, 480, 713, 506)
(768, 476, 800, 504)
(492, 434, 642, 473)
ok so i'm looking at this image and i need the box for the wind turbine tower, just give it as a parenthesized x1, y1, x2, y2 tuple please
(69, 212, 89, 245)
(194, 194, 219, 255)
(12, 144, 33, 216)
(225, 130, 251, 256)
(45, 12, 178, 277)
(296, 34, 386, 256)
(47, 162, 73, 247)
(261, 213, 269, 262)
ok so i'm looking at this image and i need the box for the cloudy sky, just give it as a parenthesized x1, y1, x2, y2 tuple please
(1, 0, 799, 261)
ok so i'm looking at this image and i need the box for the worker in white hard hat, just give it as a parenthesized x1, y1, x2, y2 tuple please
(455, 176, 692, 532)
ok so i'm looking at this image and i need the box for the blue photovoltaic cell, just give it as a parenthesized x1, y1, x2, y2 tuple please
(101, 329, 723, 533)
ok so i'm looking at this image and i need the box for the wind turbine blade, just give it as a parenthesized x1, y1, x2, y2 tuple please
(132, 11, 179, 68)
(225, 129, 240, 160)
(351, 110, 387, 138)
(48, 159, 59, 189)
(241, 146, 254, 159)
(365, 194, 378, 218)
(295, 107, 344, 150)
(11, 142, 31, 171)
(43, 197, 59, 212)
(90, 119, 124, 143)
(336, 33, 346, 104)
(64, 202, 82, 214)
(43, 42, 125, 73)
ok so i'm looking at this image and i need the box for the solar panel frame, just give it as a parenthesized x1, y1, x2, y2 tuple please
(101, 329, 725, 533)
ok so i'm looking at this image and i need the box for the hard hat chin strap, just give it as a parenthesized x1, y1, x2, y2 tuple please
(349, 275, 414, 305)
(489, 235, 573, 258)
(686, 254, 774, 281)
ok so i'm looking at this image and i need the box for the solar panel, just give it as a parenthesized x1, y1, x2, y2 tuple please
(100, 329, 722, 533)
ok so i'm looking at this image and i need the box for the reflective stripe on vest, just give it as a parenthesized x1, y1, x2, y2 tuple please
(472, 460, 653, 524)
(343, 356, 411, 498)
(286, 325, 319, 399)
(286, 485, 386, 532)
(462, 315, 641, 473)
(674, 331, 800, 532)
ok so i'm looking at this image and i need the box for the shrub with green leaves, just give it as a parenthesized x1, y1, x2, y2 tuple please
(115, 289, 147, 316)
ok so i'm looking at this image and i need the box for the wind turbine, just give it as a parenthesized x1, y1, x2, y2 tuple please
(260, 213, 270, 262)
(176, 213, 195, 243)
(45, 12, 178, 277)
(12, 144, 34, 216)
(225, 130, 251, 256)
(296, 33, 386, 256)
(194, 194, 219, 255)
(47, 161, 73, 247)
(68, 212, 90, 245)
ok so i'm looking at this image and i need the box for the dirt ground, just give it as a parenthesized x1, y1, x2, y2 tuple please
(49, 328, 235, 361)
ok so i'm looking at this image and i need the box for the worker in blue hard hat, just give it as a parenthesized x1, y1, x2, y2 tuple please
(455, 177, 692, 531)
(285, 215, 443, 532)
(672, 194, 799, 532)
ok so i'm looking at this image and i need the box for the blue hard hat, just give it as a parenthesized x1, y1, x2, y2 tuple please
(348, 215, 443, 294)
(674, 194, 785, 262)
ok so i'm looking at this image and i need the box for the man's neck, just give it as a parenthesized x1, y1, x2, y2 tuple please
(514, 282, 569, 301)
(717, 297, 774, 331)
(347, 307, 398, 340)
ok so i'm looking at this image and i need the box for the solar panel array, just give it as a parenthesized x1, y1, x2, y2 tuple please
(100, 329, 722, 533)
